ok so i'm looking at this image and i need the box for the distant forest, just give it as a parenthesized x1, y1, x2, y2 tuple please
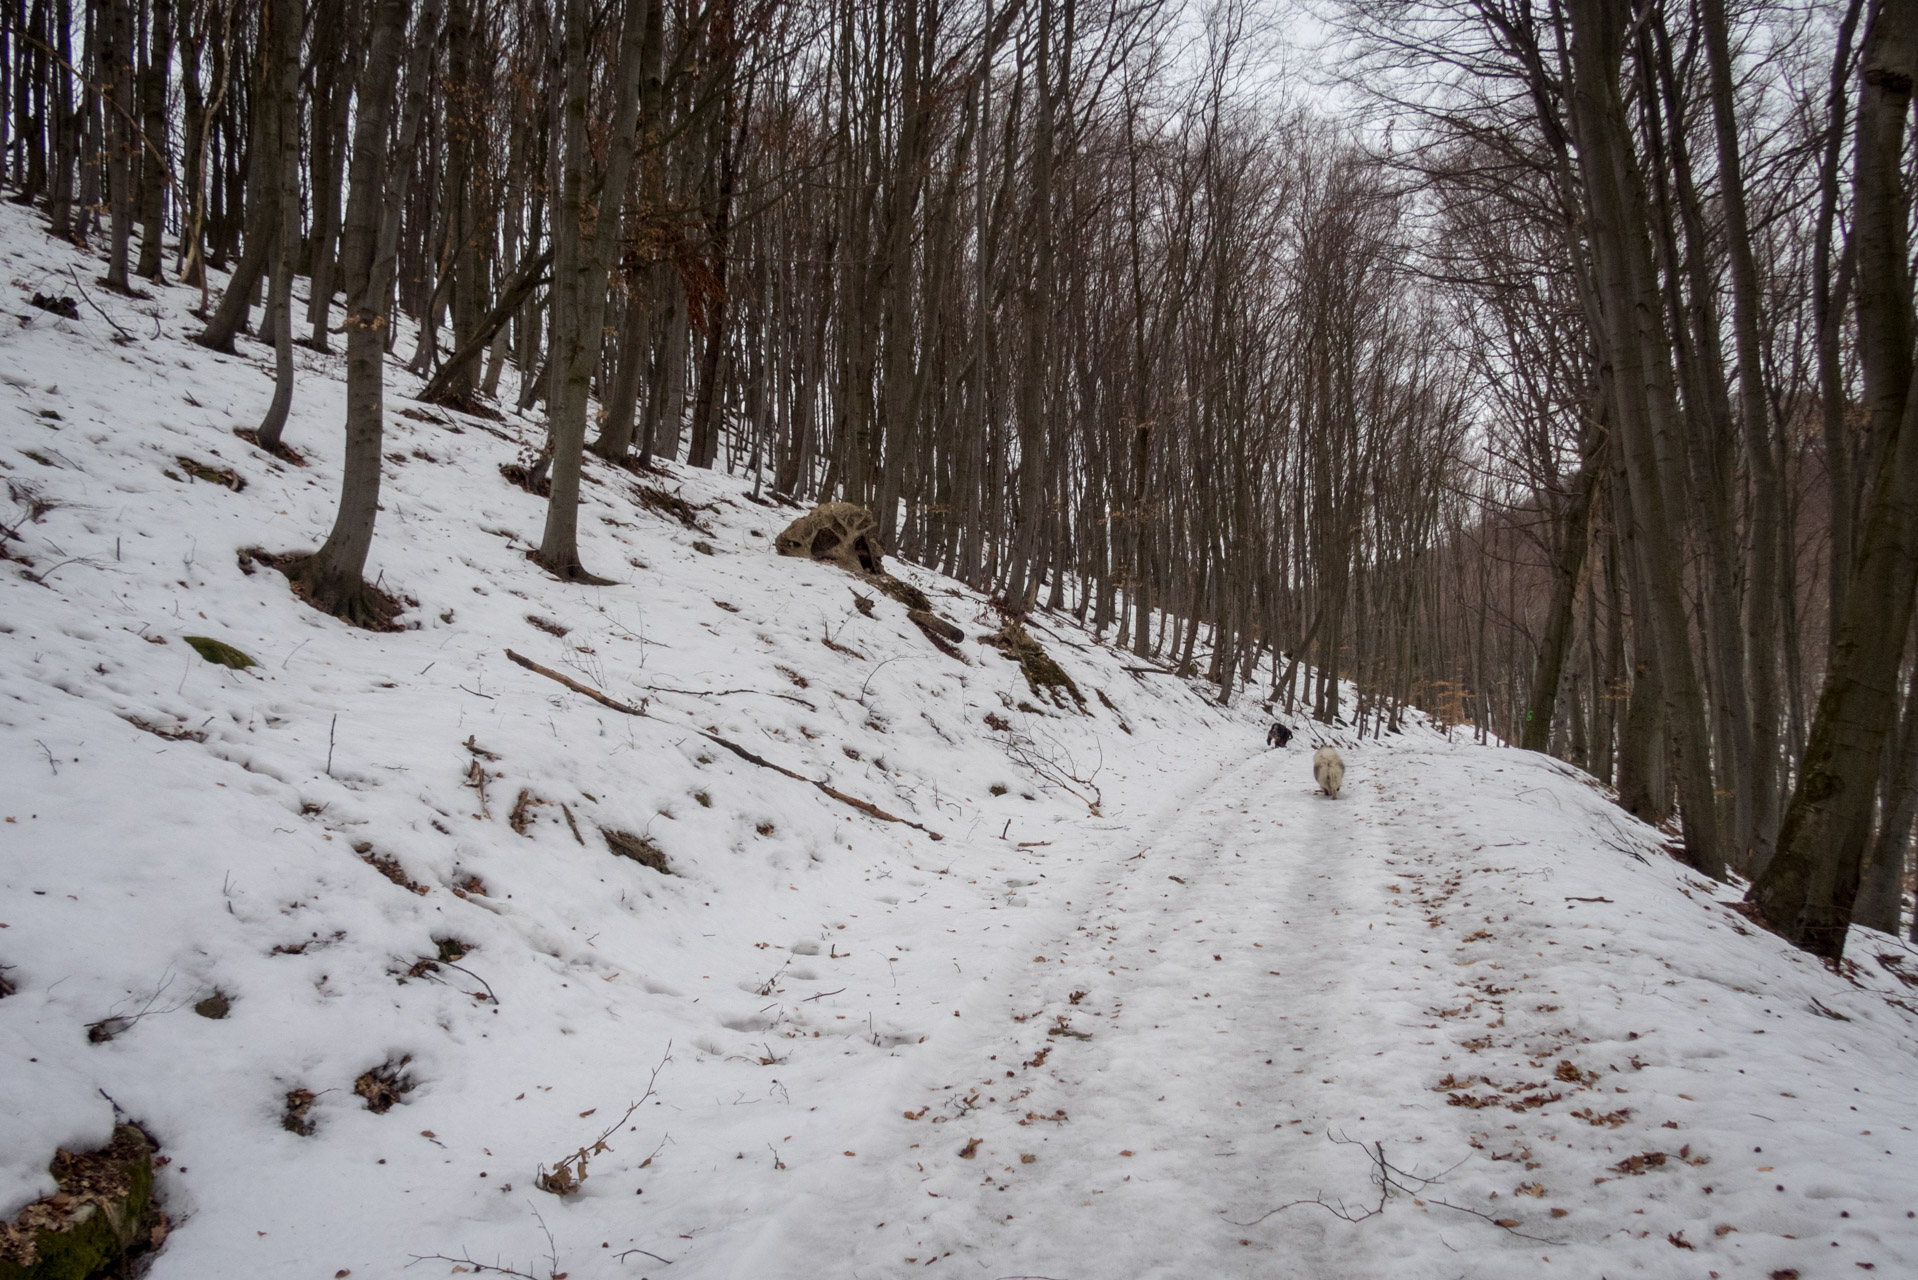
(1, 0, 1913, 955)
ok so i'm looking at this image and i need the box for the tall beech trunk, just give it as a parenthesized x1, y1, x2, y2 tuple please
(100, 0, 133, 290)
(133, 0, 171, 281)
(289, 0, 438, 624)
(591, 0, 663, 463)
(1699, 0, 1785, 872)
(1750, 0, 1918, 960)
(1563, 0, 1724, 878)
(537, 0, 649, 579)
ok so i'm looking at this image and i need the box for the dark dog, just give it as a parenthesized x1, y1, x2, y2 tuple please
(1266, 722, 1293, 748)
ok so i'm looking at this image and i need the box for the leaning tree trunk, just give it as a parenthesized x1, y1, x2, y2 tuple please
(1749, 0, 1918, 960)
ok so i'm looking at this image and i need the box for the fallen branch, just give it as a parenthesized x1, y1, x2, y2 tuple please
(505, 648, 648, 716)
(697, 730, 944, 841)
(66, 267, 136, 340)
(503, 649, 941, 839)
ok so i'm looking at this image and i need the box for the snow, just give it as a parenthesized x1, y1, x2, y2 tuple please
(3, 202, 1917, 1279)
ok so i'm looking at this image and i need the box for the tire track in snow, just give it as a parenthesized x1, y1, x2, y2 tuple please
(765, 747, 1414, 1278)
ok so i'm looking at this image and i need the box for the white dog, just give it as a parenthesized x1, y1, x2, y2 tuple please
(1313, 746, 1345, 799)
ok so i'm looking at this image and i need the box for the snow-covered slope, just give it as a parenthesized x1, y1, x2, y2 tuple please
(4, 204, 1917, 1280)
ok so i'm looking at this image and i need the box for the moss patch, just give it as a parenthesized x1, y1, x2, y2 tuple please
(0, 1123, 161, 1280)
(981, 622, 1085, 711)
(181, 635, 256, 669)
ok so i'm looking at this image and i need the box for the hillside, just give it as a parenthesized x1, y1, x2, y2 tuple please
(4, 203, 1918, 1280)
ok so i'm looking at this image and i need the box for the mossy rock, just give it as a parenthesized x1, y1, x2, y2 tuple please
(182, 635, 256, 669)
(0, 1124, 159, 1280)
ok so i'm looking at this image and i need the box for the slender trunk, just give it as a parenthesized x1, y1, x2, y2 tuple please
(253, 0, 302, 451)
(197, 4, 281, 350)
(133, 0, 170, 280)
(101, 0, 132, 290)
(1521, 452, 1601, 754)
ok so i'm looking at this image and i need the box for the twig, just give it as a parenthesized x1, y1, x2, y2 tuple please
(326, 714, 337, 777)
(859, 656, 903, 703)
(1226, 1134, 1563, 1246)
(642, 683, 814, 709)
(801, 987, 847, 1002)
(406, 1255, 546, 1278)
(22, 555, 92, 584)
(614, 1246, 676, 1264)
(66, 268, 136, 340)
(437, 959, 500, 1005)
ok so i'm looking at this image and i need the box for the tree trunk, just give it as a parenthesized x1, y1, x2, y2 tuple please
(196, 3, 282, 351)
(100, 0, 133, 290)
(536, 0, 649, 580)
(1521, 453, 1601, 754)
(252, 0, 302, 452)
(1563, 0, 1724, 877)
(1750, 0, 1918, 960)
(133, 0, 170, 281)
(288, 0, 438, 624)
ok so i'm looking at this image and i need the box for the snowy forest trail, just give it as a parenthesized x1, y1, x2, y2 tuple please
(733, 743, 1427, 1277)
(721, 738, 1918, 1279)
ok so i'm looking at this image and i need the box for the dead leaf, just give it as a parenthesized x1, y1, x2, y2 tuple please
(959, 1138, 981, 1159)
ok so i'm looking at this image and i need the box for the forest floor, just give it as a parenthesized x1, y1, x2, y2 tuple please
(3, 203, 1918, 1280)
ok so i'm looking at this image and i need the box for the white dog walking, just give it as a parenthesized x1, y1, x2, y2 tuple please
(1313, 746, 1345, 799)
